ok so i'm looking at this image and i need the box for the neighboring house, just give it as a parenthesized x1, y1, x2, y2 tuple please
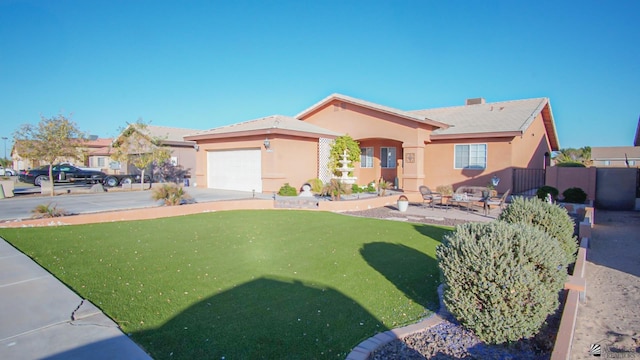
(185, 93, 560, 194)
(592, 147, 640, 168)
(11, 137, 113, 171)
(591, 117, 640, 168)
(112, 125, 200, 181)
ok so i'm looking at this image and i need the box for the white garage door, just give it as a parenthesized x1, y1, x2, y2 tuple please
(207, 149, 262, 192)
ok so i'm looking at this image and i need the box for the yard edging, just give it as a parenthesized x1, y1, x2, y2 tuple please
(551, 206, 594, 360)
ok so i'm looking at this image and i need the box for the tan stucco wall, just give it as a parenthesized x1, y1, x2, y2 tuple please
(423, 114, 552, 194)
(302, 101, 434, 191)
(193, 135, 318, 193)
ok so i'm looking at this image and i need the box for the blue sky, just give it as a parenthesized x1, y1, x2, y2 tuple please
(1, 0, 638, 153)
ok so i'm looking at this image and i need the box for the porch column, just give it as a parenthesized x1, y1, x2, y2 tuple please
(401, 144, 425, 192)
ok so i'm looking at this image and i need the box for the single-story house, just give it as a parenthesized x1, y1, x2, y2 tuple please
(185, 93, 560, 194)
(591, 147, 640, 168)
(112, 125, 200, 181)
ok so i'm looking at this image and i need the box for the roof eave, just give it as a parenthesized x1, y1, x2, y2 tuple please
(430, 131, 523, 141)
(296, 93, 449, 130)
(185, 128, 340, 141)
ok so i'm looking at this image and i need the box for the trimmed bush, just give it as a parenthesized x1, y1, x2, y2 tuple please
(277, 183, 297, 196)
(436, 221, 567, 344)
(351, 183, 363, 193)
(498, 196, 577, 267)
(536, 185, 559, 201)
(562, 187, 587, 204)
(556, 162, 586, 167)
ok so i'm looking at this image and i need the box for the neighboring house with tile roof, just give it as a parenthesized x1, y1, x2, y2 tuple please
(112, 125, 200, 182)
(186, 94, 560, 194)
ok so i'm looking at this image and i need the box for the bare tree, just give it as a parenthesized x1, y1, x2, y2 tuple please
(111, 119, 171, 190)
(13, 114, 87, 196)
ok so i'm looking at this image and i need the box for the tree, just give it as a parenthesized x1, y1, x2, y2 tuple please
(329, 135, 361, 177)
(13, 114, 87, 196)
(111, 120, 171, 190)
(553, 146, 592, 166)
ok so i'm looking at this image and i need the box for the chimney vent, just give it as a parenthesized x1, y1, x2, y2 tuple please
(465, 98, 485, 105)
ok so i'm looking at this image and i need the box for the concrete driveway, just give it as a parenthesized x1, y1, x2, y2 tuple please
(0, 185, 273, 222)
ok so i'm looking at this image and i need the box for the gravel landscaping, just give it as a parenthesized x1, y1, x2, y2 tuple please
(345, 206, 563, 360)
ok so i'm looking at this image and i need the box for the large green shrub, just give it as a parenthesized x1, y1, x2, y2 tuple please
(498, 196, 577, 266)
(562, 187, 587, 204)
(277, 183, 297, 196)
(436, 221, 567, 344)
(536, 185, 559, 201)
(555, 162, 586, 167)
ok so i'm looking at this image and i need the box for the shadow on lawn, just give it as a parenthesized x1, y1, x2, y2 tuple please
(132, 276, 386, 359)
(360, 241, 441, 312)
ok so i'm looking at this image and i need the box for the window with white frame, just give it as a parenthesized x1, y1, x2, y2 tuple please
(380, 147, 396, 168)
(97, 157, 105, 167)
(360, 147, 373, 168)
(628, 160, 636, 166)
(454, 144, 487, 169)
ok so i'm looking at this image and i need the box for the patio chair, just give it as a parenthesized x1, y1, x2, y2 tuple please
(419, 186, 442, 208)
(485, 189, 510, 214)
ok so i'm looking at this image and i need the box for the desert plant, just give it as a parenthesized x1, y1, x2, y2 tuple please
(436, 221, 567, 344)
(151, 182, 190, 206)
(31, 202, 68, 219)
(536, 185, 559, 201)
(307, 178, 324, 193)
(435, 184, 453, 196)
(498, 196, 578, 267)
(277, 183, 297, 196)
(378, 178, 391, 196)
(322, 179, 351, 200)
(562, 187, 587, 204)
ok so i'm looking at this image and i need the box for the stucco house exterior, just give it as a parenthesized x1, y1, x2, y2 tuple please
(185, 94, 560, 194)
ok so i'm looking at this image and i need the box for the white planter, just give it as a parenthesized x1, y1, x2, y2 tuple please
(397, 200, 409, 212)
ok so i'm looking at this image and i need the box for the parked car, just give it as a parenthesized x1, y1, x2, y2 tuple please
(19, 164, 107, 186)
(0, 166, 17, 176)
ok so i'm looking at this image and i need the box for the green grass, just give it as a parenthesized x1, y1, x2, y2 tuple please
(0, 210, 449, 359)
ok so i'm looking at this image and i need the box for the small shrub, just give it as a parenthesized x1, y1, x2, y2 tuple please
(435, 184, 453, 196)
(536, 185, 559, 201)
(152, 183, 190, 206)
(556, 162, 586, 167)
(351, 183, 363, 193)
(436, 221, 567, 344)
(562, 187, 587, 204)
(365, 181, 376, 193)
(321, 179, 351, 200)
(307, 178, 324, 194)
(498, 196, 577, 267)
(31, 202, 68, 218)
(277, 183, 297, 196)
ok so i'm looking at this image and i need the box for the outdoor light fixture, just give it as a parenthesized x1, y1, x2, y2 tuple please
(491, 175, 500, 187)
(263, 138, 271, 150)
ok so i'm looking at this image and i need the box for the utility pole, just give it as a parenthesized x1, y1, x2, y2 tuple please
(1, 137, 6, 161)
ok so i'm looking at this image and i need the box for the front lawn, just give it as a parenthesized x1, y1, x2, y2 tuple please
(0, 210, 448, 359)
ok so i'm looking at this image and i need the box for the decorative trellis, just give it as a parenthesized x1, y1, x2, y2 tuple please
(318, 138, 332, 183)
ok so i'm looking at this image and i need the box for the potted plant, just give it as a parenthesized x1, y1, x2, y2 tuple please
(397, 194, 409, 212)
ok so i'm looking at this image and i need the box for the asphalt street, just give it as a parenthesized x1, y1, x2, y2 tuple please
(0, 184, 273, 222)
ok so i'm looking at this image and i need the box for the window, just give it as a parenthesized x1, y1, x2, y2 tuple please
(360, 147, 373, 168)
(628, 160, 635, 166)
(455, 144, 487, 169)
(380, 147, 396, 168)
(603, 160, 610, 166)
(97, 157, 105, 167)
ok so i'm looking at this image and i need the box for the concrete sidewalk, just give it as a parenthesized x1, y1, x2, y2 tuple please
(0, 240, 151, 360)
